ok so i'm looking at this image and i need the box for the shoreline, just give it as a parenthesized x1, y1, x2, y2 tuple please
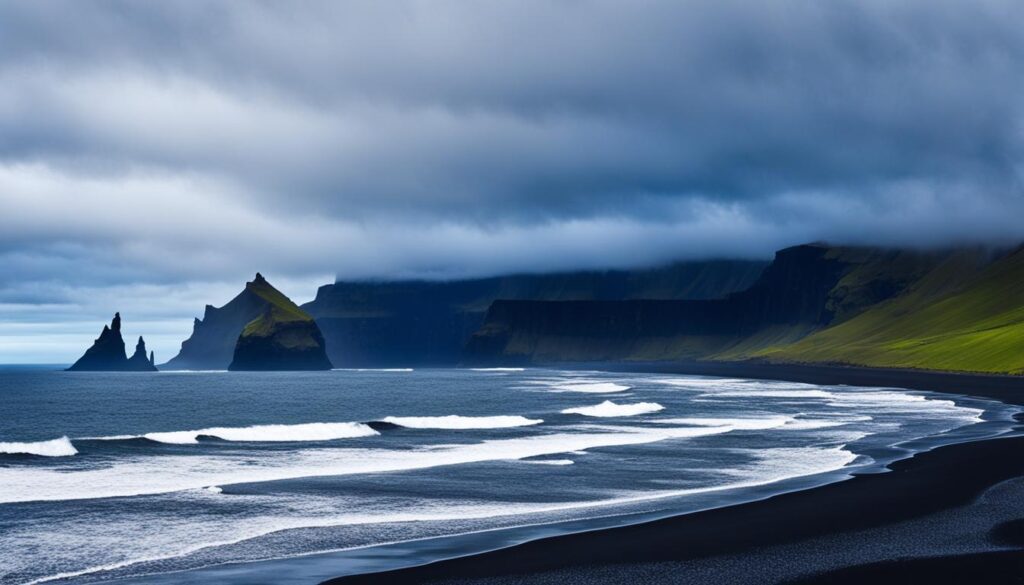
(570, 360, 1024, 405)
(325, 363, 1024, 585)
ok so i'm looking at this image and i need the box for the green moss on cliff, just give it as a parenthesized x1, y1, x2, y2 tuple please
(761, 247, 1024, 374)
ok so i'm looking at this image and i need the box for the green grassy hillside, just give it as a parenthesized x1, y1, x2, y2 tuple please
(241, 273, 315, 339)
(229, 274, 333, 370)
(760, 247, 1024, 374)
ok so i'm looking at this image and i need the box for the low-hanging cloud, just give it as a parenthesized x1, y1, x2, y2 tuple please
(1, 0, 1023, 361)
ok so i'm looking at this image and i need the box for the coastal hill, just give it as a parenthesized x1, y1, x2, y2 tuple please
(162, 275, 282, 370)
(227, 274, 333, 371)
(66, 313, 158, 372)
(302, 260, 767, 367)
(465, 243, 1024, 375)
(762, 245, 1024, 373)
(164, 273, 333, 371)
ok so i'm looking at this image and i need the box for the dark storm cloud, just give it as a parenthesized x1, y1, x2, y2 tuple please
(1, 0, 1023, 360)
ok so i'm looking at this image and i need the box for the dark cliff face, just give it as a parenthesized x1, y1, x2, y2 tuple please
(228, 310, 334, 371)
(303, 260, 767, 367)
(463, 244, 949, 364)
(67, 313, 158, 371)
(227, 275, 334, 371)
(161, 288, 272, 370)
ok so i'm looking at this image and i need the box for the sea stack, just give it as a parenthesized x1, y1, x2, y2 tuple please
(67, 313, 158, 371)
(126, 336, 158, 372)
(227, 274, 334, 371)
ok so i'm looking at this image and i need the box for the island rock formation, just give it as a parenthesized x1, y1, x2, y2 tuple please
(228, 274, 333, 371)
(67, 313, 158, 371)
(126, 336, 158, 371)
(162, 274, 296, 370)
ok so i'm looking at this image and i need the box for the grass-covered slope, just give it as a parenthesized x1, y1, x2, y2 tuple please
(466, 243, 1024, 375)
(760, 247, 1024, 374)
(228, 274, 333, 371)
(241, 275, 315, 337)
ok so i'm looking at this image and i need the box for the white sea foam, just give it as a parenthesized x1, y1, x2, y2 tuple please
(654, 377, 750, 387)
(651, 416, 793, 430)
(333, 368, 415, 372)
(781, 419, 849, 430)
(522, 459, 575, 465)
(0, 436, 77, 457)
(551, 382, 632, 393)
(0, 426, 738, 504)
(6, 445, 857, 585)
(381, 415, 543, 429)
(90, 422, 380, 444)
(826, 391, 985, 423)
(562, 401, 665, 417)
(700, 389, 835, 399)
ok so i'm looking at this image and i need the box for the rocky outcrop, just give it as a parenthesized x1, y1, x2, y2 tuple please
(126, 336, 158, 372)
(227, 274, 333, 371)
(67, 313, 158, 371)
(162, 274, 293, 370)
(302, 260, 767, 367)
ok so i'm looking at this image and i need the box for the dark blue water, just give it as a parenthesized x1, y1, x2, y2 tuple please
(0, 368, 1017, 584)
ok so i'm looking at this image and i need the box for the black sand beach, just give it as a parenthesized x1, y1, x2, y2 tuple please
(327, 365, 1024, 585)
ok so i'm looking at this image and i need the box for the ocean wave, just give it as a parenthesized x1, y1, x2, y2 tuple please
(699, 389, 835, 399)
(522, 459, 574, 465)
(654, 377, 751, 387)
(651, 416, 793, 430)
(0, 436, 78, 457)
(380, 415, 543, 429)
(332, 368, 414, 372)
(9, 445, 856, 585)
(561, 400, 664, 417)
(0, 426, 740, 503)
(469, 367, 526, 372)
(551, 382, 632, 393)
(781, 419, 849, 430)
(90, 422, 379, 445)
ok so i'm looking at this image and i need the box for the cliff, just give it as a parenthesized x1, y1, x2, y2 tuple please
(227, 274, 333, 371)
(464, 244, 1016, 371)
(760, 246, 1024, 374)
(67, 313, 158, 372)
(161, 279, 281, 370)
(302, 260, 766, 367)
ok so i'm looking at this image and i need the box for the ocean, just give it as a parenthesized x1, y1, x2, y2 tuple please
(0, 367, 1017, 584)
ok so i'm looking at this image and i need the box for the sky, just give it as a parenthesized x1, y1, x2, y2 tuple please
(2, 0, 1024, 362)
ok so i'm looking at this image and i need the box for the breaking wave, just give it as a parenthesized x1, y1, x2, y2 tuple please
(0, 436, 78, 457)
(332, 368, 414, 373)
(90, 422, 379, 444)
(551, 382, 631, 393)
(561, 401, 665, 418)
(0, 425, 741, 504)
(380, 415, 543, 429)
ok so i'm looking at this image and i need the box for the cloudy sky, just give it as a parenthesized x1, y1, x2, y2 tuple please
(2, 0, 1024, 362)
